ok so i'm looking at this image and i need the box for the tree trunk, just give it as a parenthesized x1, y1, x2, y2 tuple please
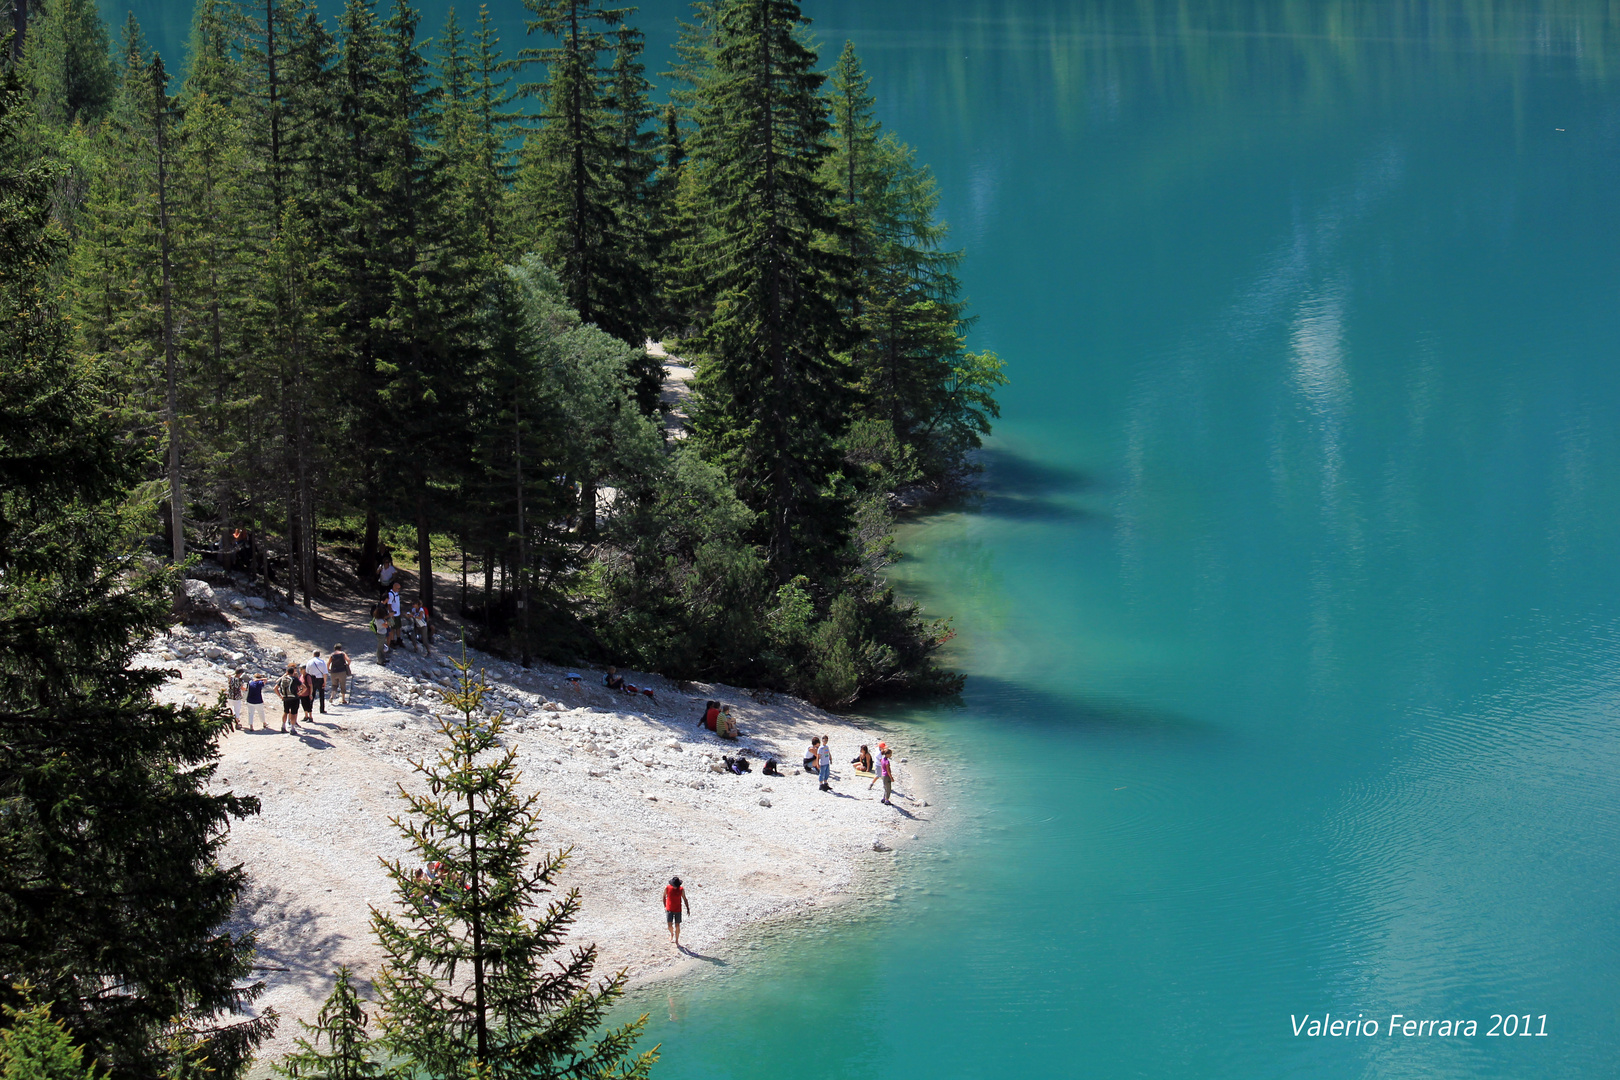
(482, 547, 493, 626)
(469, 789, 488, 1063)
(10, 0, 26, 64)
(416, 496, 432, 614)
(152, 61, 184, 574)
(515, 392, 530, 666)
(284, 480, 297, 605)
(361, 505, 380, 586)
(578, 476, 596, 535)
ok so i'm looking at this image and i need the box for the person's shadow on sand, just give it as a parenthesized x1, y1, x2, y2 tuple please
(677, 946, 727, 966)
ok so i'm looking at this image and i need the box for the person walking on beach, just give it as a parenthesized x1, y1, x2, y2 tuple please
(329, 644, 351, 704)
(305, 650, 328, 713)
(817, 736, 833, 792)
(870, 746, 895, 805)
(664, 876, 691, 949)
(226, 668, 247, 729)
(244, 673, 268, 730)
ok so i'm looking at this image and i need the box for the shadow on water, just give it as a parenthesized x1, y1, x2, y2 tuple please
(977, 446, 1097, 497)
(964, 675, 1226, 745)
(957, 446, 1108, 525)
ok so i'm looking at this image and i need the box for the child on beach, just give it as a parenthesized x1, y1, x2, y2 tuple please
(664, 876, 692, 949)
(803, 737, 819, 775)
(817, 736, 833, 791)
(870, 747, 895, 805)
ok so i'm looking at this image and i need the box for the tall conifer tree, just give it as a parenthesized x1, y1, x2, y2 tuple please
(371, 662, 655, 1079)
(681, 0, 854, 577)
(0, 61, 271, 1080)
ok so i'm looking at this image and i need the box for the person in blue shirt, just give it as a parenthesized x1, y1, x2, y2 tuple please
(244, 674, 268, 730)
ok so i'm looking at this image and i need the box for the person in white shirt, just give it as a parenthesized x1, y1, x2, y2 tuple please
(387, 581, 403, 650)
(816, 736, 833, 791)
(305, 650, 329, 714)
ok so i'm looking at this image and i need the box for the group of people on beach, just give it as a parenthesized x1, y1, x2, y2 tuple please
(804, 736, 896, 803)
(225, 645, 352, 734)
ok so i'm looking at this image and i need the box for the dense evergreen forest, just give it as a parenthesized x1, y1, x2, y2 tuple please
(6, 0, 1005, 706)
(2, 0, 1006, 1075)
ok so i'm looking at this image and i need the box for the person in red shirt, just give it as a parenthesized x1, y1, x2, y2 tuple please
(663, 876, 692, 949)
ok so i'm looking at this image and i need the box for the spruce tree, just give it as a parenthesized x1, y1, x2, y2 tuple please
(371, 657, 655, 1079)
(17, 0, 115, 125)
(0, 62, 271, 1080)
(821, 43, 1006, 483)
(603, 23, 661, 410)
(371, 0, 480, 614)
(0, 996, 98, 1080)
(274, 969, 381, 1080)
(681, 0, 854, 577)
(515, 0, 645, 352)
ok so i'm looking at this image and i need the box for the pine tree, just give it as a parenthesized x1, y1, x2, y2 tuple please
(821, 43, 1006, 483)
(826, 41, 877, 214)
(146, 53, 186, 572)
(17, 0, 115, 126)
(370, 0, 480, 616)
(370, 657, 656, 1080)
(603, 22, 661, 410)
(274, 969, 381, 1080)
(645, 102, 684, 335)
(0, 995, 98, 1080)
(681, 0, 855, 578)
(175, 7, 253, 570)
(515, 0, 641, 348)
(0, 62, 272, 1080)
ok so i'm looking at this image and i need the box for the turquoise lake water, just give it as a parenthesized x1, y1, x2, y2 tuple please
(117, 0, 1620, 1075)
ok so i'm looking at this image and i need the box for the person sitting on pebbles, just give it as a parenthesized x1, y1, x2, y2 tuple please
(717, 704, 738, 740)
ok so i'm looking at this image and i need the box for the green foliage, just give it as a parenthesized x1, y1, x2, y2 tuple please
(0, 64, 270, 1080)
(515, 0, 656, 391)
(0, 994, 98, 1080)
(371, 655, 656, 1079)
(274, 970, 380, 1080)
(19, 0, 116, 126)
(23, 0, 997, 713)
(679, 0, 856, 576)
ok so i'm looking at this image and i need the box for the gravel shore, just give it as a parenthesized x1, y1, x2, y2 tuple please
(140, 585, 934, 1067)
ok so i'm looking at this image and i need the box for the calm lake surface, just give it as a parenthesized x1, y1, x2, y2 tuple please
(124, 0, 1620, 1075)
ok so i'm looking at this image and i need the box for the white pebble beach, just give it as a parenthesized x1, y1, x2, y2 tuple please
(139, 590, 935, 1067)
